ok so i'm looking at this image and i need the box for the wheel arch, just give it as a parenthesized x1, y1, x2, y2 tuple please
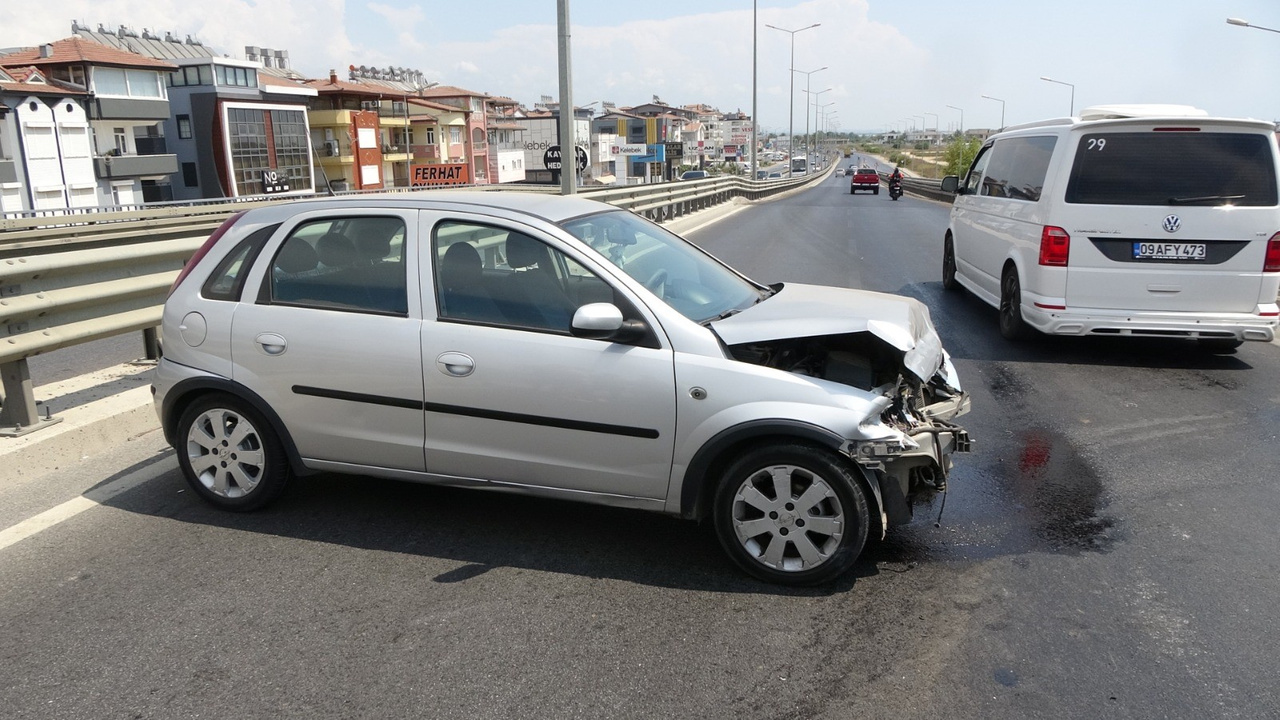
(678, 420, 884, 534)
(161, 377, 315, 477)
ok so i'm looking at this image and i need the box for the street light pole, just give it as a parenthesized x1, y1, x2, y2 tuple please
(751, 1, 758, 180)
(1227, 17, 1280, 34)
(924, 111, 938, 132)
(1040, 76, 1075, 116)
(946, 105, 964, 135)
(981, 94, 1006, 130)
(766, 22, 820, 165)
(795, 68, 826, 171)
(801, 82, 830, 166)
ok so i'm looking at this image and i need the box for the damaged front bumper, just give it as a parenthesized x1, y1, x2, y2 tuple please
(843, 371, 973, 532)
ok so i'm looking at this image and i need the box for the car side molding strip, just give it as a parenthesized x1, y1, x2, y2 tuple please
(291, 385, 660, 439)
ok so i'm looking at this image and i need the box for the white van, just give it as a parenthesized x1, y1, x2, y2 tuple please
(940, 105, 1280, 351)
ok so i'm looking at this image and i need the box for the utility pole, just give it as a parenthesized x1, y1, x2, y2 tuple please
(557, 0, 576, 195)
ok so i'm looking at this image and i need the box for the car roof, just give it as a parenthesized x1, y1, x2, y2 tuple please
(237, 190, 616, 226)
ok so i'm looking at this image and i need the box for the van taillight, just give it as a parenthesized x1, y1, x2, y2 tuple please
(1265, 232, 1280, 272)
(1039, 226, 1071, 266)
(168, 210, 247, 297)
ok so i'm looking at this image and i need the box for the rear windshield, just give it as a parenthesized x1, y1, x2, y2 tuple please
(1065, 131, 1277, 206)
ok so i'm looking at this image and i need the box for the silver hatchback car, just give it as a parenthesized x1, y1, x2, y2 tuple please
(154, 192, 971, 585)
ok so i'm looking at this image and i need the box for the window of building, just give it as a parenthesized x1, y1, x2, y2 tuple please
(423, 128, 435, 145)
(177, 115, 192, 139)
(270, 109, 312, 192)
(113, 127, 128, 154)
(168, 65, 213, 88)
(216, 65, 258, 88)
(270, 216, 408, 315)
(449, 127, 461, 144)
(94, 67, 163, 98)
(182, 162, 198, 187)
(49, 65, 86, 87)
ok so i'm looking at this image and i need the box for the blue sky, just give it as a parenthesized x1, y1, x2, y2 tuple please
(5, 0, 1280, 134)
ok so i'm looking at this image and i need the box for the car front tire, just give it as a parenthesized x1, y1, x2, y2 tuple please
(713, 443, 870, 585)
(176, 393, 291, 511)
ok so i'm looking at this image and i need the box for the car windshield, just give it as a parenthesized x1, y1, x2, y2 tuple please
(560, 210, 768, 323)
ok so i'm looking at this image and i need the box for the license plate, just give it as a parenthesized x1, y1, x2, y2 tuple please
(1132, 242, 1206, 260)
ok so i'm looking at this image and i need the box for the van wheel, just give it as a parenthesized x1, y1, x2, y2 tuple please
(177, 394, 291, 511)
(942, 239, 959, 292)
(1197, 338, 1243, 354)
(999, 268, 1030, 340)
(712, 444, 870, 585)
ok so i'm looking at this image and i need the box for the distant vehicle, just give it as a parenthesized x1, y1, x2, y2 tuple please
(756, 170, 768, 180)
(679, 170, 709, 181)
(767, 171, 783, 179)
(835, 168, 844, 176)
(790, 157, 808, 174)
(940, 103, 1280, 349)
(849, 167, 880, 195)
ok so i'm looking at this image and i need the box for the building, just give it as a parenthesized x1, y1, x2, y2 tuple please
(69, 23, 316, 200)
(416, 85, 495, 185)
(0, 65, 90, 212)
(0, 35, 179, 209)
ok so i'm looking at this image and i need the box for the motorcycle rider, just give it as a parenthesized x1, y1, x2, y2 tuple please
(889, 166, 903, 198)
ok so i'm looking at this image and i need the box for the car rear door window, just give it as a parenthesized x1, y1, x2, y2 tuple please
(1065, 132, 1278, 206)
(979, 136, 1056, 202)
(268, 216, 408, 315)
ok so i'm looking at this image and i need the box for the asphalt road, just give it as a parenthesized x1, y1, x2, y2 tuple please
(2, 171, 1279, 719)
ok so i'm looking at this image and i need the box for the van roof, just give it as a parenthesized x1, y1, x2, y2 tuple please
(993, 104, 1273, 137)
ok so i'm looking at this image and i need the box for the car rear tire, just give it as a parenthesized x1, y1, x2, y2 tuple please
(712, 443, 870, 586)
(999, 268, 1031, 340)
(1196, 338, 1244, 354)
(873, 188, 879, 195)
(176, 393, 291, 511)
(942, 239, 960, 292)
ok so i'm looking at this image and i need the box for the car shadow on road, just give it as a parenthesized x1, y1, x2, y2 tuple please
(904, 281, 1261, 371)
(99, 457, 912, 596)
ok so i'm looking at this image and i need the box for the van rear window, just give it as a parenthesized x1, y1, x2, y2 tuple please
(1065, 132, 1277, 206)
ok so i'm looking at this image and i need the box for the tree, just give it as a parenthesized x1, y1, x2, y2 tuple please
(942, 136, 982, 177)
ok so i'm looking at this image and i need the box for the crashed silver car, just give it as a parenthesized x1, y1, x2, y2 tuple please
(154, 192, 970, 585)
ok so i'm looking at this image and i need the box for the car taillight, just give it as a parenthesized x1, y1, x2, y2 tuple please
(1039, 226, 1070, 266)
(1265, 232, 1280, 272)
(169, 210, 247, 297)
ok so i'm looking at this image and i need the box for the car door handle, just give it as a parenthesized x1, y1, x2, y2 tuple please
(436, 352, 475, 377)
(255, 333, 288, 356)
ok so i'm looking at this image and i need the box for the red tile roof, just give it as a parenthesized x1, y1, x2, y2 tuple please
(0, 65, 85, 95)
(302, 77, 388, 96)
(0, 37, 176, 69)
(418, 85, 487, 99)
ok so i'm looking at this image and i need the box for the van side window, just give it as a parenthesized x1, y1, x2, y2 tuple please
(962, 146, 992, 195)
(980, 136, 1057, 202)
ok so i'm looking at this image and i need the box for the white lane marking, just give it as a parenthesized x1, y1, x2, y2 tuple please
(0, 455, 175, 552)
(679, 205, 750, 236)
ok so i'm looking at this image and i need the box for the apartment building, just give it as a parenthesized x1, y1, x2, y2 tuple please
(0, 35, 178, 210)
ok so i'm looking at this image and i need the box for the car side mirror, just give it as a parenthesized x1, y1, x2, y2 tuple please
(571, 303, 648, 344)
(940, 175, 960, 194)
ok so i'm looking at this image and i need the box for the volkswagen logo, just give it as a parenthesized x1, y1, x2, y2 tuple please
(1163, 215, 1182, 233)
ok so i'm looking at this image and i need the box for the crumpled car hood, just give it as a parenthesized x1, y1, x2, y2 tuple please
(709, 282, 946, 382)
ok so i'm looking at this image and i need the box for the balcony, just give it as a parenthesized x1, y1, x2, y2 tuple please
(94, 151, 179, 179)
(410, 144, 439, 160)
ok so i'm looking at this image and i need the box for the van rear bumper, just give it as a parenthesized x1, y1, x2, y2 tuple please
(1022, 304, 1278, 342)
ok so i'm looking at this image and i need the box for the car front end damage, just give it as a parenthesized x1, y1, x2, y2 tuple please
(712, 283, 973, 528)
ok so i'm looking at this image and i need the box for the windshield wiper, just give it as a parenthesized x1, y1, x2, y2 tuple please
(1167, 194, 1245, 205)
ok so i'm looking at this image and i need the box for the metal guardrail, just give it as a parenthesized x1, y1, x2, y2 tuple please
(0, 169, 826, 435)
